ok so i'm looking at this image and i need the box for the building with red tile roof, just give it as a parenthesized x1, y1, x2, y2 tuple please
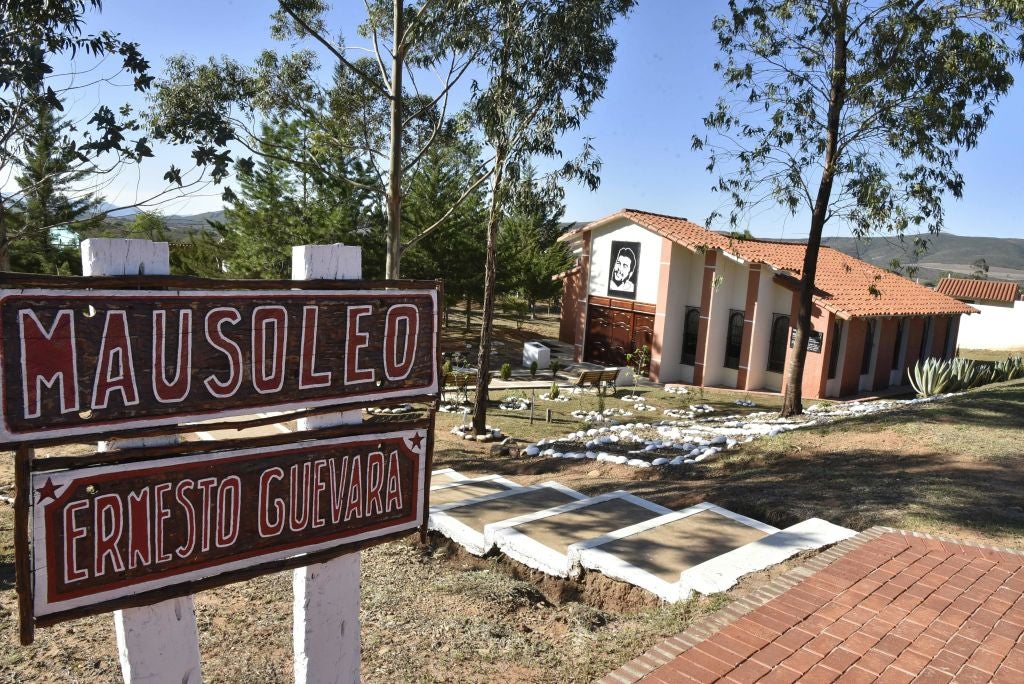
(558, 209, 976, 399)
(935, 277, 1024, 351)
(936, 277, 1020, 306)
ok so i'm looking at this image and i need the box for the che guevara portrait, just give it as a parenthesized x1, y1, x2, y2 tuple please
(607, 240, 640, 299)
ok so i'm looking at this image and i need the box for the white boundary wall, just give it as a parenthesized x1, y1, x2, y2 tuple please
(956, 302, 1024, 350)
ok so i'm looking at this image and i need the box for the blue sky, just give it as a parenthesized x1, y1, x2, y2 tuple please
(73, 1, 1024, 239)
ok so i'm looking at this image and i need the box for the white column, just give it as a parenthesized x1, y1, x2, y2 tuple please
(291, 244, 363, 684)
(81, 238, 203, 684)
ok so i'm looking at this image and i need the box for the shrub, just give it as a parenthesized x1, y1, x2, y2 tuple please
(499, 363, 512, 381)
(549, 382, 560, 399)
(442, 359, 453, 376)
(550, 359, 562, 378)
(529, 360, 538, 378)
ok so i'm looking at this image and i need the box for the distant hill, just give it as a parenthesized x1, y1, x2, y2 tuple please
(817, 232, 1024, 286)
(97, 209, 225, 241)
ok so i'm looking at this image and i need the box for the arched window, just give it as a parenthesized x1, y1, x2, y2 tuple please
(681, 307, 700, 365)
(724, 310, 744, 370)
(860, 320, 876, 375)
(767, 314, 790, 373)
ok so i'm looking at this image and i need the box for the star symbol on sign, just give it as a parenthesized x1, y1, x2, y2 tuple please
(36, 477, 62, 503)
(409, 433, 424, 450)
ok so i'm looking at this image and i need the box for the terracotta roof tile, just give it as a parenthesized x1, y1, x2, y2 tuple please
(936, 277, 1020, 304)
(577, 209, 977, 319)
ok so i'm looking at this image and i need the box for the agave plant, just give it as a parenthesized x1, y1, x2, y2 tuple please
(1009, 355, 1024, 380)
(908, 358, 952, 397)
(948, 357, 979, 392)
(993, 355, 1024, 382)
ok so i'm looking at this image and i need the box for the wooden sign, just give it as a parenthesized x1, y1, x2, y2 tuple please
(790, 328, 823, 353)
(0, 284, 439, 442)
(23, 421, 429, 626)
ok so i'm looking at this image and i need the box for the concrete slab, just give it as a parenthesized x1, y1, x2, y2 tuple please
(487, 492, 672, 577)
(428, 476, 520, 507)
(429, 482, 585, 555)
(681, 518, 857, 595)
(571, 503, 779, 602)
(431, 468, 468, 483)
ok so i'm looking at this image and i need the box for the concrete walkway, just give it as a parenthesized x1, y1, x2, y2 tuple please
(601, 528, 1024, 683)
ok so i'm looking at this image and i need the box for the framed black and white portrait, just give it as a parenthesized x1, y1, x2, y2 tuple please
(607, 240, 640, 299)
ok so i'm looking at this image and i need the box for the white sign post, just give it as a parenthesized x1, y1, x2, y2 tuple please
(292, 244, 363, 684)
(82, 238, 203, 684)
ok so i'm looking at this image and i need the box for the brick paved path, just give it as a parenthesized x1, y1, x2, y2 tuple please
(602, 528, 1024, 683)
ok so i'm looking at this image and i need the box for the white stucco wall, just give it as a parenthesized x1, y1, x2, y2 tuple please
(702, 254, 745, 387)
(658, 244, 702, 384)
(956, 302, 1024, 350)
(588, 220, 664, 304)
(754, 276, 794, 392)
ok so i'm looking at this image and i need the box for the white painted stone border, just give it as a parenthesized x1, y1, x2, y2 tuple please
(569, 503, 780, 603)
(428, 482, 586, 556)
(487, 492, 673, 578)
(680, 518, 857, 596)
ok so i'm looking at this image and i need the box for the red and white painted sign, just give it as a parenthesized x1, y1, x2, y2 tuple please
(29, 424, 427, 622)
(0, 287, 438, 442)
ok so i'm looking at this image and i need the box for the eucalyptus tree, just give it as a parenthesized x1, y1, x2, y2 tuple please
(151, 0, 488, 278)
(466, 0, 635, 435)
(693, 0, 1024, 416)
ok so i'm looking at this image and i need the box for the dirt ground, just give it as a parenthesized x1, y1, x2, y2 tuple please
(1, 314, 1022, 682)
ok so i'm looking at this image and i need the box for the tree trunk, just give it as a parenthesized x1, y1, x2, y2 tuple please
(384, 0, 405, 280)
(781, 4, 848, 417)
(464, 298, 471, 332)
(471, 151, 506, 435)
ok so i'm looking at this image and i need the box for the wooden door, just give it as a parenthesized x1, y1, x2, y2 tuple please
(585, 302, 657, 368)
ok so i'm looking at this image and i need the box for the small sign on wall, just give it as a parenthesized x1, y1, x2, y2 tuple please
(607, 240, 641, 300)
(24, 422, 428, 627)
(790, 328, 824, 353)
